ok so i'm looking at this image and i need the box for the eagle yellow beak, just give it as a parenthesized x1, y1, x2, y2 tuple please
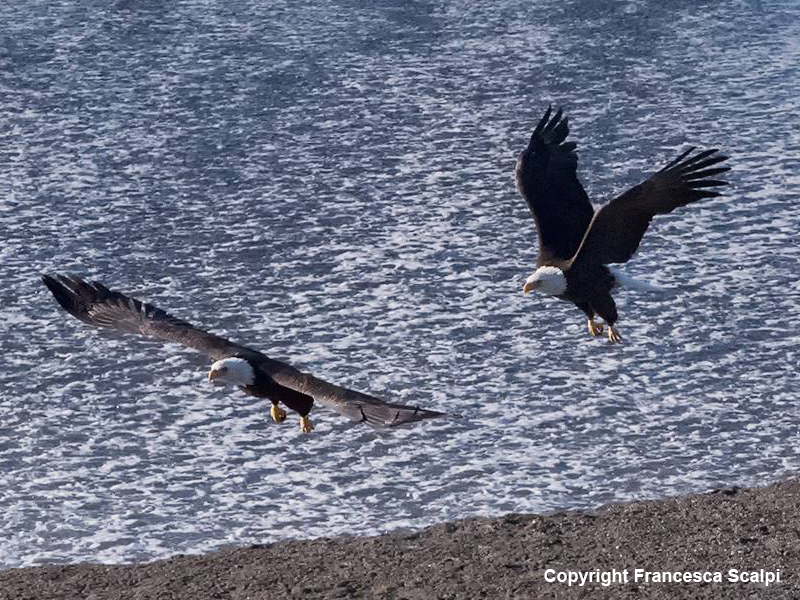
(208, 369, 222, 382)
(522, 281, 535, 294)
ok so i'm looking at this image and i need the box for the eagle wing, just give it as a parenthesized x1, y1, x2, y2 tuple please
(570, 148, 730, 267)
(43, 274, 444, 428)
(42, 273, 246, 359)
(257, 357, 445, 428)
(515, 105, 595, 264)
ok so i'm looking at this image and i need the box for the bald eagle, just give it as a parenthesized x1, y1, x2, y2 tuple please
(516, 106, 730, 342)
(42, 274, 444, 432)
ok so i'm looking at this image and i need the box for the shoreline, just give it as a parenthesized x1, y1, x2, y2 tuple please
(2, 478, 798, 599)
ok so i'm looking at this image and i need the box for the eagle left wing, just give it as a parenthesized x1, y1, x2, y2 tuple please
(570, 148, 730, 267)
(258, 357, 445, 428)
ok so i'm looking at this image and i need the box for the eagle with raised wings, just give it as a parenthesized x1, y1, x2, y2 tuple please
(42, 274, 444, 432)
(516, 106, 730, 343)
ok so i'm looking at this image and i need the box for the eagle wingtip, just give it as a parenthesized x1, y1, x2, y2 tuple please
(41, 272, 71, 295)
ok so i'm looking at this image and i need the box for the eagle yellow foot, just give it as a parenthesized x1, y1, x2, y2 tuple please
(587, 319, 604, 337)
(270, 404, 287, 424)
(608, 326, 622, 344)
(300, 415, 314, 433)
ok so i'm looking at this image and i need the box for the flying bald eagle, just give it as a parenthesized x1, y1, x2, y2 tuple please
(42, 274, 444, 432)
(516, 106, 730, 342)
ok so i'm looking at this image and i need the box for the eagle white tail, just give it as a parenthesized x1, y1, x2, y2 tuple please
(609, 266, 667, 293)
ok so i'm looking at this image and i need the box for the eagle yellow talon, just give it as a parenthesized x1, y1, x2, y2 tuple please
(270, 404, 287, 424)
(608, 326, 622, 344)
(300, 415, 314, 433)
(587, 319, 604, 337)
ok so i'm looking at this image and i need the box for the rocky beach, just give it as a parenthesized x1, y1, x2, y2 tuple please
(3, 478, 798, 599)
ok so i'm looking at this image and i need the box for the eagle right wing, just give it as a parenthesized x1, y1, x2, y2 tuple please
(515, 105, 595, 264)
(42, 273, 247, 360)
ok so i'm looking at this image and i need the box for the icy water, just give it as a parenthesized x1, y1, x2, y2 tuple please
(2, 0, 799, 568)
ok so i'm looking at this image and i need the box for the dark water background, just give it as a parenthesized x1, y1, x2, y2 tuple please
(2, 0, 799, 567)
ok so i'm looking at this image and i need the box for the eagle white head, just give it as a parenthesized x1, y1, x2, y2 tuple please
(523, 266, 567, 297)
(207, 357, 255, 386)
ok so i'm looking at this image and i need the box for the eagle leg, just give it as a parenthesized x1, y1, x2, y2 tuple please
(608, 326, 622, 344)
(300, 415, 314, 433)
(587, 319, 604, 337)
(270, 404, 287, 424)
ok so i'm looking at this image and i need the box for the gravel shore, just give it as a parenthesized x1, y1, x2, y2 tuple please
(3, 479, 798, 599)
